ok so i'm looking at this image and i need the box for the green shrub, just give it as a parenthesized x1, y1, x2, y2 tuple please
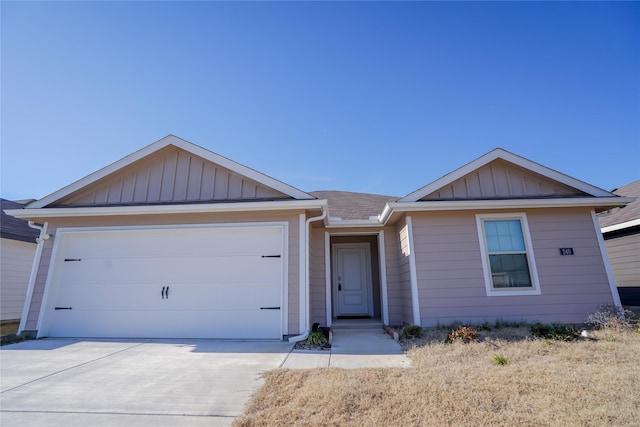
(529, 322, 580, 341)
(445, 325, 478, 343)
(306, 331, 328, 346)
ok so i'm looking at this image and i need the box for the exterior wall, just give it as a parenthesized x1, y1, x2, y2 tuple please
(410, 208, 615, 326)
(309, 228, 327, 326)
(395, 220, 414, 325)
(56, 146, 287, 206)
(604, 233, 640, 288)
(307, 226, 401, 326)
(22, 210, 303, 335)
(1, 239, 36, 321)
(422, 159, 586, 200)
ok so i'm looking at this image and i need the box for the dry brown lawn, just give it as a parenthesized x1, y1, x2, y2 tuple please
(235, 327, 640, 426)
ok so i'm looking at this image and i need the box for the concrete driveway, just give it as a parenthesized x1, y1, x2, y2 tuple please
(0, 338, 294, 426)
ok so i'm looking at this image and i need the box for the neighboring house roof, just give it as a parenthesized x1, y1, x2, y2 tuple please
(598, 180, 640, 233)
(0, 199, 40, 243)
(310, 191, 398, 221)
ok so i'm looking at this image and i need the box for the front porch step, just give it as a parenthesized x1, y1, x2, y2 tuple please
(330, 319, 384, 330)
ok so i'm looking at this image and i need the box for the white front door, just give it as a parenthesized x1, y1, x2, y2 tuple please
(333, 243, 373, 317)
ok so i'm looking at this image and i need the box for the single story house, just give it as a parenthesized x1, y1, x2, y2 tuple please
(1, 199, 40, 322)
(598, 180, 640, 305)
(5, 135, 632, 340)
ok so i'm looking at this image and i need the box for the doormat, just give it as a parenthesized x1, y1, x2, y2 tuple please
(336, 315, 371, 319)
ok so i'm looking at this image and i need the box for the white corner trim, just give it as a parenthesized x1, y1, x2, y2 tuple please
(475, 213, 542, 297)
(378, 230, 390, 326)
(400, 148, 615, 202)
(28, 135, 313, 209)
(405, 216, 421, 326)
(324, 232, 332, 327)
(591, 211, 623, 307)
(299, 214, 306, 335)
(601, 218, 640, 234)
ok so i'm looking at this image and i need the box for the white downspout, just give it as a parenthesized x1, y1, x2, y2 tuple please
(289, 204, 327, 343)
(18, 221, 50, 335)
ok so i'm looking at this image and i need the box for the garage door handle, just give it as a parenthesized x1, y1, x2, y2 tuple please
(260, 306, 280, 310)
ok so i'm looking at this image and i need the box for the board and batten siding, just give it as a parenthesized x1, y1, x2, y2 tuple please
(421, 159, 587, 201)
(1, 239, 37, 321)
(410, 208, 615, 326)
(22, 210, 303, 335)
(604, 233, 640, 288)
(55, 146, 288, 206)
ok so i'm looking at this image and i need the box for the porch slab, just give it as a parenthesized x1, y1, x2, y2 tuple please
(281, 329, 411, 369)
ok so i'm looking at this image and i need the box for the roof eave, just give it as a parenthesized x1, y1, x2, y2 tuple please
(5, 199, 327, 220)
(381, 197, 633, 224)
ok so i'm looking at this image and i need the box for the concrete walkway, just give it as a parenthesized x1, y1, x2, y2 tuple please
(281, 328, 411, 369)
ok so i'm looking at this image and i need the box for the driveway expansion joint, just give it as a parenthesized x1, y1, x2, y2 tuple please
(0, 341, 147, 394)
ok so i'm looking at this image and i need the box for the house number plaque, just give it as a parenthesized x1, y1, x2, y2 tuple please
(559, 248, 574, 256)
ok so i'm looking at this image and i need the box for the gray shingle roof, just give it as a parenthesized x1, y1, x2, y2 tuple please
(1, 199, 40, 243)
(598, 180, 640, 229)
(310, 191, 398, 221)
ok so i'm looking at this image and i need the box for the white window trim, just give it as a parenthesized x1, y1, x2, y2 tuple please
(475, 213, 541, 296)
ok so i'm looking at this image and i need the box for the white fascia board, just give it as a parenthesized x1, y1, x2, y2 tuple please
(29, 135, 313, 208)
(381, 197, 633, 224)
(5, 199, 327, 220)
(325, 219, 384, 228)
(400, 148, 614, 202)
(601, 218, 640, 234)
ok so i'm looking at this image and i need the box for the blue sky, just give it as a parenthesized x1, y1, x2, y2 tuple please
(2, 1, 639, 201)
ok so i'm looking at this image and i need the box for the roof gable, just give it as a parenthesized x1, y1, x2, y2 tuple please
(400, 148, 614, 202)
(30, 135, 313, 208)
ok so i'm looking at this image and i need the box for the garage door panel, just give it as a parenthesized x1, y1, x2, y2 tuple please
(63, 228, 281, 259)
(59, 257, 281, 287)
(50, 309, 281, 339)
(48, 226, 285, 339)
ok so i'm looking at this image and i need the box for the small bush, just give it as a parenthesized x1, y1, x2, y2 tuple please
(400, 325, 423, 339)
(445, 325, 478, 343)
(529, 322, 580, 341)
(306, 331, 327, 346)
(586, 304, 635, 330)
(493, 354, 510, 366)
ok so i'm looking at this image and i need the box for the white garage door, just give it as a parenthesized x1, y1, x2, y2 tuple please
(45, 226, 284, 339)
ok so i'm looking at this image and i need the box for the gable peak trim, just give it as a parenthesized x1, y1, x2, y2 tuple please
(399, 148, 614, 202)
(28, 135, 314, 208)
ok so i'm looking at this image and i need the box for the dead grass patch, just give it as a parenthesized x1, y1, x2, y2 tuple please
(235, 327, 640, 426)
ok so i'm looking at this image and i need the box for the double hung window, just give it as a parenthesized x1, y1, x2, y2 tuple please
(476, 214, 540, 296)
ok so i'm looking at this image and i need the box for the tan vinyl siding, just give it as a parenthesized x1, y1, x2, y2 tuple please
(395, 221, 414, 325)
(605, 233, 640, 288)
(411, 208, 614, 326)
(0, 239, 37, 321)
(384, 227, 403, 326)
(55, 146, 289, 206)
(309, 228, 326, 327)
(23, 210, 303, 335)
(421, 159, 587, 200)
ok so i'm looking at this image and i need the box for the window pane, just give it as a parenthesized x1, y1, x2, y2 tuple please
(489, 254, 532, 288)
(485, 220, 525, 252)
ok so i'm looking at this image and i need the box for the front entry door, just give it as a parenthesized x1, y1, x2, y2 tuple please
(333, 243, 373, 317)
